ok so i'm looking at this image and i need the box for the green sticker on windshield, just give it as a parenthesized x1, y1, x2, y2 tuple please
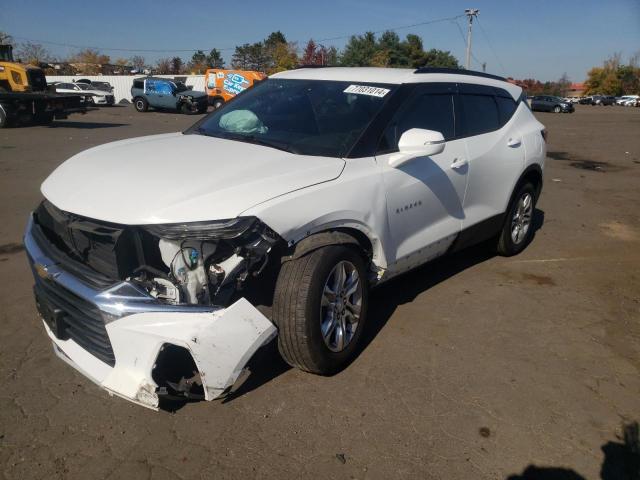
(343, 85, 390, 98)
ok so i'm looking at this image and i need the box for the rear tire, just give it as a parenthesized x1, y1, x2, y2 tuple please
(496, 182, 537, 256)
(212, 98, 224, 110)
(134, 97, 148, 112)
(272, 245, 369, 375)
(0, 107, 7, 128)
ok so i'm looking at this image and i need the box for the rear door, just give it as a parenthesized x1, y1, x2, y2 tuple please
(459, 84, 525, 230)
(375, 83, 469, 268)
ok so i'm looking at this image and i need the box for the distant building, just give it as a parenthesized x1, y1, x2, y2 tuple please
(568, 82, 585, 97)
(506, 77, 528, 89)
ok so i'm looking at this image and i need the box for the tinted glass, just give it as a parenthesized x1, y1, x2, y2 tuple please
(496, 96, 517, 125)
(460, 94, 499, 136)
(192, 79, 395, 157)
(133, 80, 143, 89)
(378, 93, 455, 152)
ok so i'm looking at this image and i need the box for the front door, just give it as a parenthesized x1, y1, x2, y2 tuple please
(375, 84, 468, 271)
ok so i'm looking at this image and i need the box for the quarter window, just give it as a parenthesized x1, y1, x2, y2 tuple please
(460, 94, 500, 136)
(378, 93, 455, 153)
(496, 96, 517, 125)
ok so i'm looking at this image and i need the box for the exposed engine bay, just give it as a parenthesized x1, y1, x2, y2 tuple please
(34, 200, 283, 308)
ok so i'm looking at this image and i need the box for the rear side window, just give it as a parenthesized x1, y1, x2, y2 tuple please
(133, 80, 143, 89)
(378, 93, 455, 153)
(496, 96, 517, 125)
(460, 94, 500, 136)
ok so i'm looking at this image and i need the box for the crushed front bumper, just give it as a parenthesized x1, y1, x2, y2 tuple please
(24, 216, 277, 410)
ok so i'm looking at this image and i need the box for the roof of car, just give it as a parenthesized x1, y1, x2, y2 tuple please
(272, 67, 522, 98)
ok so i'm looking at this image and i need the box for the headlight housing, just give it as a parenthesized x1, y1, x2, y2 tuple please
(143, 217, 258, 240)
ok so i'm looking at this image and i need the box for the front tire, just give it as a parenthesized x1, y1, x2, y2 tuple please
(180, 102, 194, 115)
(134, 97, 148, 112)
(0, 107, 7, 128)
(273, 245, 369, 375)
(553, 105, 561, 113)
(496, 182, 537, 256)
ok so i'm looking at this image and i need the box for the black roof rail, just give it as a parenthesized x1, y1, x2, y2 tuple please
(413, 67, 507, 82)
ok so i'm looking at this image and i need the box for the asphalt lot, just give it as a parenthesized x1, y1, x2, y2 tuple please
(1, 104, 639, 479)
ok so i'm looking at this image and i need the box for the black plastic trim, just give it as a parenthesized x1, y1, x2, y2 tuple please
(413, 67, 507, 82)
(449, 213, 505, 253)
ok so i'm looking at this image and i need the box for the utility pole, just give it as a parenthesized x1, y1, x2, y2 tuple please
(465, 8, 479, 70)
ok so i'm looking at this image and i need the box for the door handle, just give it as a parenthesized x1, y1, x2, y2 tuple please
(508, 137, 522, 147)
(451, 157, 468, 169)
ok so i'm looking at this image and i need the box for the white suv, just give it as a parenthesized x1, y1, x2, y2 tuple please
(26, 67, 546, 409)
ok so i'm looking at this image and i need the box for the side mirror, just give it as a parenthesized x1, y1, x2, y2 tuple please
(389, 128, 446, 168)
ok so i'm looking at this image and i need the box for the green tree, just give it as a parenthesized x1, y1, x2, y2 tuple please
(340, 32, 377, 66)
(207, 48, 225, 68)
(416, 48, 460, 69)
(189, 50, 207, 73)
(264, 31, 287, 50)
(231, 42, 267, 71)
(170, 56, 184, 74)
(191, 50, 206, 64)
(377, 31, 406, 67)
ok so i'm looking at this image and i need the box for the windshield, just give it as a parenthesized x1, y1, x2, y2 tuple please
(190, 78, 395, 157)
(174, 82, 189, 92)
(76, 84, 90, 90)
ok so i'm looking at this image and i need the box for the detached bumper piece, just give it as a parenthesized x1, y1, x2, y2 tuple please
(24, 216, 277, 410)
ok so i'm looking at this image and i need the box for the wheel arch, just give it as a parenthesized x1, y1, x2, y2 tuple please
(517, 164, 543, 200)
(284, 228, 374, 263)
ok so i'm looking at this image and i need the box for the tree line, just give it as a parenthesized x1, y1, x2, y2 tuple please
(0, 30, 460, 75)
(584, 52, 640, 96)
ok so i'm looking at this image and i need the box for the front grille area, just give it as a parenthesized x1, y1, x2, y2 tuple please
(34, 201, 139, 282)
(34, 274, 115, 366)
(26, 69, 48, 92)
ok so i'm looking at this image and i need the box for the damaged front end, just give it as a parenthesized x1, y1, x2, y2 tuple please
(25, 201, 282, 409)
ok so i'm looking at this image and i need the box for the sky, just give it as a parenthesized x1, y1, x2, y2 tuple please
(1, 0, 639, 82)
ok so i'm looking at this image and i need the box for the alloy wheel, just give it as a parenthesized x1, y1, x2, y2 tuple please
(511, 192, 533, 244)
(320, 260, 362, 352)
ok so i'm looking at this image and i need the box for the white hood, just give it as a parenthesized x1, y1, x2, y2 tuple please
(41, 133, 345, 224)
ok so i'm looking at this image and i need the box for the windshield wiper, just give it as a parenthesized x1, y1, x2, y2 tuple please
(192, 129, 299, 154)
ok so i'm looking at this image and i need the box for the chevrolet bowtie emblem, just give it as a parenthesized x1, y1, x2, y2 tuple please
(35, 263, 59, 281)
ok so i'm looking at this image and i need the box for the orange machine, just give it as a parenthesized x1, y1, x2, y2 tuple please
(204, 69, 266, 108)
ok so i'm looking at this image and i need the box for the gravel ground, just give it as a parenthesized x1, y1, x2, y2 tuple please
(0, 104, 639, 480)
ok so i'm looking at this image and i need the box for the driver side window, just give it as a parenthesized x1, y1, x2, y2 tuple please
(377, 92, 455, 154)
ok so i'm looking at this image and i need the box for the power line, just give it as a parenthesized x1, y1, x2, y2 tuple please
(9, 13, 466, 55)
(315, 14, 465, 43)
(475, 17, 507, 75)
